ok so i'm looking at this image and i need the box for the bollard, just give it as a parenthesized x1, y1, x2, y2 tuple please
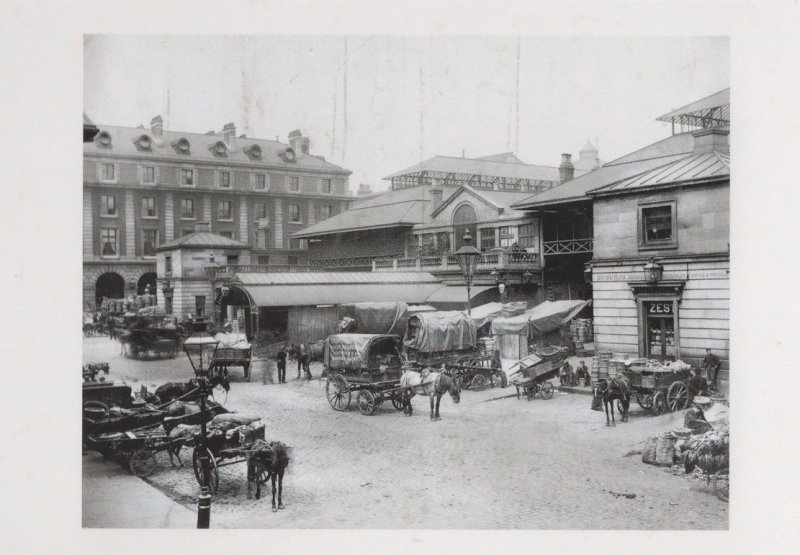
(197, 491, 211, 528)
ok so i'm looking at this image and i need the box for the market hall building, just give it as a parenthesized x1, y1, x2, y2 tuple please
(513, 88, 730, 391)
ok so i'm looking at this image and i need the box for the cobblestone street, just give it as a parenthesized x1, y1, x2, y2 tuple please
(83, 338, 727, 529)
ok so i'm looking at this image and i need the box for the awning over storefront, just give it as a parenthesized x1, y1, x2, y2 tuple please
(491, 299, 592, 335)
(468, 301, 527, 328)
(424, 285, 495, 304)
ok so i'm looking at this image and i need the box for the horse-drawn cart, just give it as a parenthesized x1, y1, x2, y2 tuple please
(622, 360, 692, 415)
(508, 354, 562, 401)
(84, 427, 187, 477)
(210, 333, 253, 381)
(444, 354, 506, 391)
(122, 327, 182, 360)
(190, 418, 267, 493)
(323, 334, 406, 416)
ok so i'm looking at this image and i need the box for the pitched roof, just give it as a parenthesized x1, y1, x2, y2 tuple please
(84, 124, 351, 174)
(474, 152, 525, 164)
(588, 151, 729, 197)
(385, 155, 562, 182)
(157, 231, 249, 251)
(430, 185, 536, 218)
(511, 132, 697, 209)
(657, 88, 730, 121)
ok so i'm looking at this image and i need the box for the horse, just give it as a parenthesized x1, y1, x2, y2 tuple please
(399, 369, 461, 421)
(162, 423, 199, 467)
(246, 439, 290, 511)
(152, 373, 230, 405)
(593, 376, 631, 426)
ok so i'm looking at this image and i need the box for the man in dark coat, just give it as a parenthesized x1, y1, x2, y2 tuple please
(701, 349, 721, 389)
(687, 368, 709, 406)
(276, 345, 287, 384)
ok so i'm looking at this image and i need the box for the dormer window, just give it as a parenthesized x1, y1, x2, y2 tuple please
(210, 140, 228, 157)
(173, 137, 191, 154)
(96, 131, 112, 147)
(245, 144, 262, 159)
(281, 148, 296, 163)
(133, 134, 152, 150)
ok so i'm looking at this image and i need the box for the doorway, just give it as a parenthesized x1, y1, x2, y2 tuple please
(642, 300, 677, 361)
(95, 272, 124, 305)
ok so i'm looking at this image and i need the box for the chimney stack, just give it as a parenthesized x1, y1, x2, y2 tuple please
(150, 115, 163, 144)
(222, 122, 237, 150)
(692, 128, 729, 155)
(289, 129, 310, 155)
(431, 188, 444, 211)
(559, 153, 575, 183)
(357, 183, 372, 196)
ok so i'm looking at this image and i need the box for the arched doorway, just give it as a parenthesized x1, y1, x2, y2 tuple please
(138, 272, 157, 295)
(453, 203, 477, 249)
(221, 286, 255, 338)
(96, 272, 124, 305)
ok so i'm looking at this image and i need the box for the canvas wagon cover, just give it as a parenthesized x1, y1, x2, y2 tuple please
(347, 302, 410, 335)
(468, 301, 527, 328)
(324, 334, 402, 371)
(405, 311, 477, 353)
(491, 300, 591, 336)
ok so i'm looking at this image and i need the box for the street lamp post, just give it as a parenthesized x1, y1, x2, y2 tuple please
(161, 277, 173, 315)
(454, 231, 482, 316)
(182, 319, 220, 529)
(644, 258, 663, 283)
(205, 252, 223, 325)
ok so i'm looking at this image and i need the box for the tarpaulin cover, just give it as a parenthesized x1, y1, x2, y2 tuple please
(214, 332, 251, 349)
(491, 300, 591, 336)
(324, 334, 402, 371)
(404, 311, 477, 353)
(468, 302, 527, 328)
(348, 302, 409, 335)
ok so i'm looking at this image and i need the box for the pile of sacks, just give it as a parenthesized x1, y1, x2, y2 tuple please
(202, 413, 265, 449)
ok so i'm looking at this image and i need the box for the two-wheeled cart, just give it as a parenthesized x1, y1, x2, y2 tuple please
(508, 354, 563, 401)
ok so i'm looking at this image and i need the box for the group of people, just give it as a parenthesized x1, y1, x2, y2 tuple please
(559, 360, 591, 387)
(274, 344, 312, 384)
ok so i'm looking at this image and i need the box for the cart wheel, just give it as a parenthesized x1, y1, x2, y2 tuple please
(325, 374, 351, 411)
(637, 394, 654, 410)
(391, 390, 405, 410)
(712, 469, 729, 502)
(129, 448, 157, 477)
(667, 381, 688, 412)
(540, 382, 555, 400)
(192, 446, 219, 494)
(652, 392, 666, 416)
(471, 374, 488, 391)
(357, 390, 377, 416)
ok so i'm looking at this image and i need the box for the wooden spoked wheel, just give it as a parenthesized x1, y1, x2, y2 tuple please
(712, 469, 729, 502)
(391, 390, 405, 410)
(652, 392, 666, 416)
(129, 448, 157, 477)
(325, 374, 351, 411)
(471, 374, 488, 391)
(637, 394, 654, 410)
(667, 381, 689, 412)
(192, 446, 220, 494)
(357, 390, 377, 416)
(540, 382, 555, 400)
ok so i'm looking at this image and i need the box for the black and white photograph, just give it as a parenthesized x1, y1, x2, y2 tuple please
(80, 34, 731, 530)
(3, 1, 800, 553)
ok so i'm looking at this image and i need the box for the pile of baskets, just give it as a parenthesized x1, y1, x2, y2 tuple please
(591, 351, 613, 381)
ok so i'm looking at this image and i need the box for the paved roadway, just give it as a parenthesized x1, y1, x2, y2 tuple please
(83, 337, 727, 529)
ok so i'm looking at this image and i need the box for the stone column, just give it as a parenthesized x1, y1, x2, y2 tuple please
(125, 190, 135, 256)
(164, 192, 174, 242)
(274, 198, 283, 249)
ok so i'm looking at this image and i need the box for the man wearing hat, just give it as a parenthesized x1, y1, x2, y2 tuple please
(686, 367, 708, 407)
(684, 396, 713, 435)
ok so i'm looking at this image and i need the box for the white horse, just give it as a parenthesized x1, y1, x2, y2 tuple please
(399, 369, 461, 421)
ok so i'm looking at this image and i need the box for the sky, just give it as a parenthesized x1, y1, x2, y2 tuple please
(84, 36, 729, 192)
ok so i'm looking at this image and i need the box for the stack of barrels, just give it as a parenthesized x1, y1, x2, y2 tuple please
(591, 351, 613, 382)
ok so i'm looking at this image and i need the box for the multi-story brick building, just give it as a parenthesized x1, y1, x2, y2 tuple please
(82, 117, 352, 309)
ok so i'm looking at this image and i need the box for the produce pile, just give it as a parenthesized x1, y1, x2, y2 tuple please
(683, 430, 730, 475)
(83, 362, 110, 382)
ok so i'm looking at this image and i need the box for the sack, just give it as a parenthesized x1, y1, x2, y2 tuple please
(655, 434, 677, 466)
(591, 394, 603, 411)
(642, 436, 658, 465)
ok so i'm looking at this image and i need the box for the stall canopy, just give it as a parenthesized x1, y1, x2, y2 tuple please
(491, 300, 591, 336)
(405, 311, 477, 353)
(424, 285, 495, 304)
(468, 301, 527, 328)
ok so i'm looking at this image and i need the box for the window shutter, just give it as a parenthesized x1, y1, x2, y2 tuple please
(214, 170, 219, 188)
(137, 165, 142, 184)
(114, 164, 120, 183)
(96, 162, 102, 182)
(154, 166, 160, 185)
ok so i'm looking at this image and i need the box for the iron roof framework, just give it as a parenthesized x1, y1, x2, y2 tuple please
(390, 170, 557, 194)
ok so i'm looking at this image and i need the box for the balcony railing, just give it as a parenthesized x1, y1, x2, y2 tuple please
(542, 238, 593, 255)
(372, 251, 541, 272)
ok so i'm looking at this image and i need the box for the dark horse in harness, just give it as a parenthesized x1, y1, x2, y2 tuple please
(247, 439, 290, 511)
(399, 370, 461, 421)
(593, 376, 631, 426)
(152, 373, 230, 405)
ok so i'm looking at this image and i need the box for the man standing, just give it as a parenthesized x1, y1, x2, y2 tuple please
(702, 348, 721, 389)
(302, 349, 312, 380)
(276, 345, 287, 384)
(297, 343, 306, 379)
(687, 368, 709, 406)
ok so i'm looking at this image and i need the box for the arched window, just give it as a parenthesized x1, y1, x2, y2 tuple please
(453, 203, 477, 250)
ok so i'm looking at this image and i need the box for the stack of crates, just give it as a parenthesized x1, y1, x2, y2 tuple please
(591, 351, 613, 382)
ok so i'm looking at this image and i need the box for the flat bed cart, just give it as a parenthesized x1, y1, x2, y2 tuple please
(508, 354, 562, 401)
(124, 328, 181, 360)
(211, 345, 253, 381)
(84, 427, 186, 477)
(190, 422, 267, 494)
(622, 361, 692, 415)
(323, 334, 406, 416)
(444, 354, 507, 391)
